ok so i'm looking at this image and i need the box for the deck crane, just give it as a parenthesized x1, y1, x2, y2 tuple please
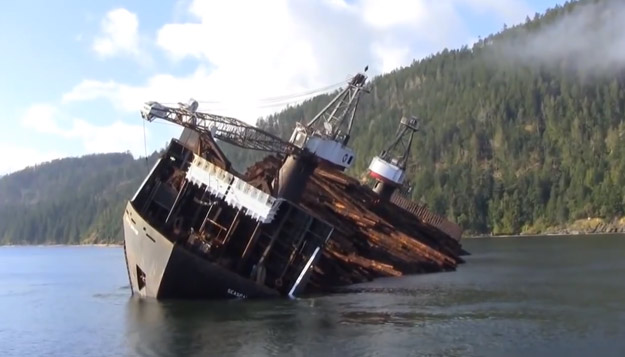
(366, 116, 464, 240)
(141, 99, 301, 165)
(368, 115, 419, 200)
(141, 99, 313, 202)
(140, 69, 368, 202)
(289, 68, 368, 170)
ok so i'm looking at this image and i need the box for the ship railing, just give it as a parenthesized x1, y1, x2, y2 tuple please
(186, 154, 282, 224)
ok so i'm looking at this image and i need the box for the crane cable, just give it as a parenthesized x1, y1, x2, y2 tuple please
(142, 116, 149, 169)
(160, 79, 345, 109)
(246, 80, 345, 103)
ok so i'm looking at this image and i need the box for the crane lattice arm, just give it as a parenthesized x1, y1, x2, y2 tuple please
(305, 69, 368, 145)
(379, 116, 419, 170)
(141, 101, 301, 155)
(367, 116, 419, 198)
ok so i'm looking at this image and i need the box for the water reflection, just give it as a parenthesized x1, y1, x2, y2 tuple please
(120, 236, 625, 357)
(125, 297, 337, 356)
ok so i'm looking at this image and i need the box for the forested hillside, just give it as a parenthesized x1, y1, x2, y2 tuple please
(2, 0, 624, 244)
(0, 153, 156, 244)
(257, 0, 625, 234)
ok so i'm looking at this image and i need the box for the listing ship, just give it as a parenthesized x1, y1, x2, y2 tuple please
(123, 70, 465, 299)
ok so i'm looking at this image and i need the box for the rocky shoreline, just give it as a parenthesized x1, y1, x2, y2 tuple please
(6, 218, 625, 244)
(536, 218, 625, 236)
(466, 217, 625, 238)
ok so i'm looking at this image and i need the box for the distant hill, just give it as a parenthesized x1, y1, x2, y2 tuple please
(3, 0, 625, 244)
(0, 153, 156, 245)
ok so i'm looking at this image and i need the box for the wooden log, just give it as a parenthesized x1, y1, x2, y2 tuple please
(242, 155, 466, 291)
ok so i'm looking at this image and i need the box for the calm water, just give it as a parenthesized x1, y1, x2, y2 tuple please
(1, 235, 624, 357)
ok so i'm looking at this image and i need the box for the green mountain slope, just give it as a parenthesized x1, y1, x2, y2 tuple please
(0, 153, 156, 244)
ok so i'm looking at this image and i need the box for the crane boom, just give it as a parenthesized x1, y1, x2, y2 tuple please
(288, 68, 368, 170)
(305, 70, 368, 145)
(378, 116, 419, 170)
(141, 100, 300, 155)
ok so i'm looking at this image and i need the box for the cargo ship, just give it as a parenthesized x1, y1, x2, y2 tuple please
(123, 70, 465, 299)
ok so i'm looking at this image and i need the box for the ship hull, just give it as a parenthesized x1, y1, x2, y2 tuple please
(123, 202, 279, 299)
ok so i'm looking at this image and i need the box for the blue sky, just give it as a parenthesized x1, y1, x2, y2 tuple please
(0, 0, 564, 174)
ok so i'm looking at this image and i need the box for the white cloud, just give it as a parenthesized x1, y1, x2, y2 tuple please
(63, 66, 323, 123)
(21, 104, 60, 134)
(67, 0, 533, 125)
(61, 80, 121, 104)
(1, 105, 146, 174)
(69, 118, 146, 154)
(461, 0, 532, 25)
(92, 8, 141, 58)
(21, 104, 147, 158)
(495, 0, 625, 74)
(63, 67, 222, 113)
(361, 0, 427, 28)
(372, 43, 412, 73)
(0, 143, 65, 175)
(10, 0, 540, 173)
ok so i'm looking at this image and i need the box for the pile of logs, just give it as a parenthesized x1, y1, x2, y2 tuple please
(244, 156, 465, 292)
(390, 192, 463, 241)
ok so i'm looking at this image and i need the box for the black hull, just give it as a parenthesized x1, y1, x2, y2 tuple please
(159, 243, 280, 299)
(123, 202, 279, 299)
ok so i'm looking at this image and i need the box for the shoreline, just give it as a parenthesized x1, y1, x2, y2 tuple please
(465, 231, 625, 239)
(5, 221, 625, 246)
(466, 217, 625, 239)
(4, 232, 625, 246)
